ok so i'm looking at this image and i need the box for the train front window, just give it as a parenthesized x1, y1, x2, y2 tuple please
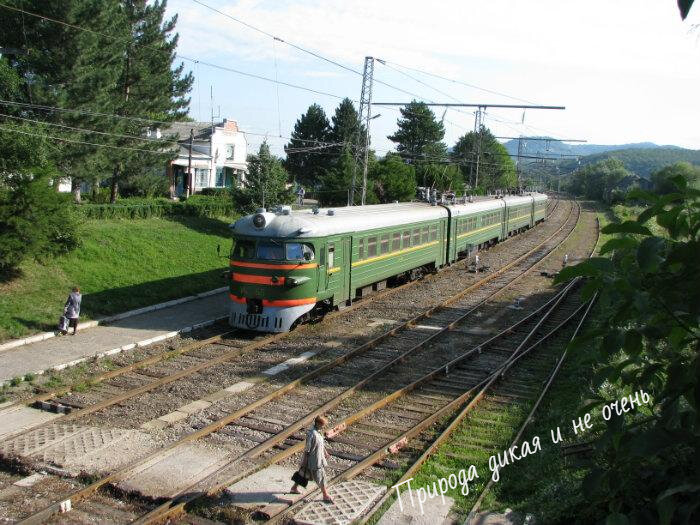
(257, 241, 285, 260)
(286, 243, 315, 261)
(232, 240, 255, 259)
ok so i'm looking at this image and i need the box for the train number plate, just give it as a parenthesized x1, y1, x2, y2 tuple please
(236, 313, 270, 329)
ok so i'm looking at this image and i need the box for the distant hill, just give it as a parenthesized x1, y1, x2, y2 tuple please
(505, 138, 700, 180)
(558, 148, 700, 179)
(502, 138, 682, 158)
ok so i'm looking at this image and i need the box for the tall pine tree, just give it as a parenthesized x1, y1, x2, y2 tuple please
(106, 0, 192, 202)
(284, 103, 331, 188)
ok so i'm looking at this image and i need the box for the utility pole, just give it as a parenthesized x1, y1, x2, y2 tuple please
(186, 128, 194, 197)
(350, 56, 375, 206)
(516, 135, 525, 189)
(473, 106, 485, 190)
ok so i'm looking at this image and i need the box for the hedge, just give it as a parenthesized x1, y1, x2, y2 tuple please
(77, 196, 236, 220)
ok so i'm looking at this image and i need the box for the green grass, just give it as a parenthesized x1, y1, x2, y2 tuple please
(0, 215, 237, 342)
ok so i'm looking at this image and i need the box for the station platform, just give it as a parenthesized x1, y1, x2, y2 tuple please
(0, 290, 229, 384)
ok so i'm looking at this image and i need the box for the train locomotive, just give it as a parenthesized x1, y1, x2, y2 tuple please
(227, 193, 548, 332)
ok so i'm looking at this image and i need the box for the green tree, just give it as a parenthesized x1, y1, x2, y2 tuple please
(651, 161, 700, 194)
(105, 0, 192, 203)
(284, 104, 331, 188)
(452, 127, 517, 191)
(556, 177, 700, 523)
(567, 158, 631, 203)
(233, 142, 292, 213)
(370, 153, 416, 203)
(388, 100, 447, 161)
(328, 98, 364, 147)
(318, 146, 356, 206)
(0, 170, 79, 278)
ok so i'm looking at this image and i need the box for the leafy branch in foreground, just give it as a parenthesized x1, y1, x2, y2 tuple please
(556, 176, 699, 524)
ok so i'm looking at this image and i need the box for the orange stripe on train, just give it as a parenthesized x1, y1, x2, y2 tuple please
(232, 273, 286, 286)
(229, 294, 316, 307)
(230, 261, 318, 270)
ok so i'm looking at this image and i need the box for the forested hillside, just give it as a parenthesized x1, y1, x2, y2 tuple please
(560, 147, 700, 179)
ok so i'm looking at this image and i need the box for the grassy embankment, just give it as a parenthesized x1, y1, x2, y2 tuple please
(0, 215, 236, 343)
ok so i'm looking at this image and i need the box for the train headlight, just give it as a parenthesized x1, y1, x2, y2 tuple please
(252, 214, 266, 228)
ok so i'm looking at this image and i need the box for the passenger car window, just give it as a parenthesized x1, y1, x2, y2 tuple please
(422, 227, 429, 244)
(412, 229, 420, 246)
(328, 243, 335, 268)
(232, 240, 255, 259)
(403, 230, 411, 247)
(257, 242, 285, 260)
(430, 225, 437, 241)
(392, 232, 401, 251)
(358, 238, 365, 259)
(380, 234, 389, 254)
(367, 237, 377, 257)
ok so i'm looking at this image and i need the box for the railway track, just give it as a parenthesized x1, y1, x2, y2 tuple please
(0, 199, 565, 442)
(5, 199, 578, 524)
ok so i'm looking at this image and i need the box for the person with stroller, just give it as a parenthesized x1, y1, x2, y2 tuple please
(60, 286, 82, 336)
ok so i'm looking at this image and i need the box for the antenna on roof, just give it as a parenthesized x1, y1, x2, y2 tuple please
(210, 85, 220, 133)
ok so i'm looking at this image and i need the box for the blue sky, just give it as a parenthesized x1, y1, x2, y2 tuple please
(165, 0, 700, 157)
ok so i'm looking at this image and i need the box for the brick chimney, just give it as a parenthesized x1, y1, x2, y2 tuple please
(223, 119, 238, 133)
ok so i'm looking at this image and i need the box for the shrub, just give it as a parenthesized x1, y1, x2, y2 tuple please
(120, 173, 170, 198)
(77, 196, 235, 220)
(199, 187, 232, 197)
(0, 171, 79, 276)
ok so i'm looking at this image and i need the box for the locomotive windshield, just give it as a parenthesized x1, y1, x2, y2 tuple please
(231, 238, 314, 261)
(286, 243, 315, 261)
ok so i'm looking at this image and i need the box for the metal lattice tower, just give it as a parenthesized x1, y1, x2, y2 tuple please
(350, 56, 375, 206)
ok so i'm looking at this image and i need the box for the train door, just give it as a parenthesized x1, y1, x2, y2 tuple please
(325, 237, 348, 304)
(530, 196, 535, 227)
(501, 202, 508, 239)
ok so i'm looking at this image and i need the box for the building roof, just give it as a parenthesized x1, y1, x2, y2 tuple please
(163, 119, 240, 142)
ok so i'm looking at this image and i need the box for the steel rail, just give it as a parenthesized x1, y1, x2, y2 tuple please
(1, 198, 563, 439)
(135, 279, 582, 525)
(16, 200, 572, 525)
(266, 282, 588, 524)
(359, 211, 599, 524)
(464, 295, 597, 523)
(131, 204, 581, 524)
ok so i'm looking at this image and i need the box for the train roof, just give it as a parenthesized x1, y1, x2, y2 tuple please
(231, 193, 547, 238)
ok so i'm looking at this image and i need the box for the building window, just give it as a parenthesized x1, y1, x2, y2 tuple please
(195, 168, 209, 188)
(215, 167, 225, 187)
(225, 144, 234, 160)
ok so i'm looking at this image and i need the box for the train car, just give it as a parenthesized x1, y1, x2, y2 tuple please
(227, 193, 548, 332)
(228, 203, 448, 332)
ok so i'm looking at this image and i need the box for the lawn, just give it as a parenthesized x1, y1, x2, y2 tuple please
(0, 215, 237, 342)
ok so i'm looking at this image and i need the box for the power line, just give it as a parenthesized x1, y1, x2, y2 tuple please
(0, 112, 178, 144)
(381, 59, 538, 105)
(0, 125, 170, 154)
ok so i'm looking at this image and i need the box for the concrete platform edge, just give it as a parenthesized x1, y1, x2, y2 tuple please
(0, 315, 228, 385)
(0, 286, 228, 353)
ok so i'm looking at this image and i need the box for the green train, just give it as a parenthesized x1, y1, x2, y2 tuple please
(228, 193, 548, 331)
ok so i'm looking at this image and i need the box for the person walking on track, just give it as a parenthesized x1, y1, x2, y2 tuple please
(63, 286, 82, 336)
(290, 415, 333, 503)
